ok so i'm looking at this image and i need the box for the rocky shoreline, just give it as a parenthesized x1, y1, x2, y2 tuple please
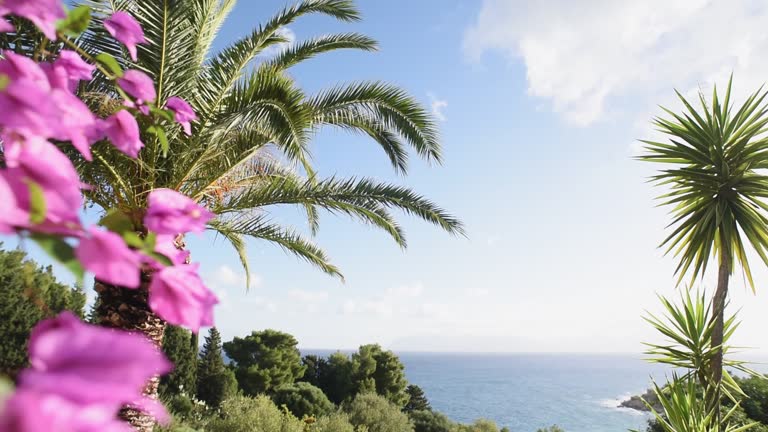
(619, 389, 661, 412)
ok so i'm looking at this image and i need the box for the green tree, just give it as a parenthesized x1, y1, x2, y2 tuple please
(224, 329, 305, 395)
(410, 410, 455, 432)
(352, 344, 409, 407)
(323, 352, 356, 404)
(272, 381, 335, 418)
(344, 392, 414, 432)
(204, 395, 305, 432)
(736, 375, 768, 424)
(196, 327, 236, 407)
(455, 419, 503, 432)
(0, 246, 86, 377)
(62, 1, 463, 426)
(404, 384, 431, 413)
(300, 354, 329, 389)
(536, 427, 565, 432)
(313, 412, 356, 432)
(641, 79, 768, 418)
(159, 325, 198, 397)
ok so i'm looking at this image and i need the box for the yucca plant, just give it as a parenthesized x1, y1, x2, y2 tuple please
(644, 290, 754, 408)
(640, 78, 768, 419)
(638, 376, 756, 432)
(638, 290, 758, 432)
(0, 1, 463, 429)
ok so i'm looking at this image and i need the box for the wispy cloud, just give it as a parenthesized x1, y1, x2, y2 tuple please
(464, 0, 768, 126)
(428, 93, 448, 121)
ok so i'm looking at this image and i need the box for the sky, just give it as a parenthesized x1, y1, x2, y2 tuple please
(11, 0, 768, 354)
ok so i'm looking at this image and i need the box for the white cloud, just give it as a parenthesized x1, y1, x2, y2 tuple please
(464, 0, 768, 126)
(340, 282, 434, 319)
(209, 264, 262, 290)
(288, 289, 329, 303)
(259, 27, 296, 59)
(428, 93, 448, 121)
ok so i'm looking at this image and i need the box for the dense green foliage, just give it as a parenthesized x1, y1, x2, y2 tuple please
(160, 326, 198, 396)
(272, 381, 335, 418)
(738, 375, 768, 424)
(224, 329, 305, 395)
(345, 392, 414, 432)
(352, 344, 409, 407)
(411, 409, 455, 432)
(405, 384, 431, 413)
(0, 246, 86, 377)
(196, 328, 236, 407)
(203, 395, 305, 432)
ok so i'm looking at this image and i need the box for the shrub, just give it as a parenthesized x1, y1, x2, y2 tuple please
(205, 395, 305, 432)
(455, 419, 503, 432)
(312, 412, 356, 432)
(272, 381, 335, 418)
(345, 392, 414, 432)
(410, 409, 455, 432)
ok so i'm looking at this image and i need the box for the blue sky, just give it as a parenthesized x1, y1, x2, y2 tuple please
(11, 0, 768, 353)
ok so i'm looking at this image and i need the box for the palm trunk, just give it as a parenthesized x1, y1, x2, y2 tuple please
(709, 258, 730, 423)
(94, 234, 190, 431)
(94, 273, 165, 432)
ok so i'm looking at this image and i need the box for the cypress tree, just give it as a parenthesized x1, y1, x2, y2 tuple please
(196, 327, 236, 406)
(159, 325, 197, 396)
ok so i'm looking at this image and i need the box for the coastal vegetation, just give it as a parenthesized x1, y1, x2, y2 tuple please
(640, 79, 768, 424)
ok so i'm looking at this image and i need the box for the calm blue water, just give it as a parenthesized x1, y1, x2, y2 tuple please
(397, 353, 666, 432)
(304, 351, 672, 432)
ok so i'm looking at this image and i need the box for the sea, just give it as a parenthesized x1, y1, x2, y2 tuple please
(302, 351, 768, 432)
(397, 353, 664, 432)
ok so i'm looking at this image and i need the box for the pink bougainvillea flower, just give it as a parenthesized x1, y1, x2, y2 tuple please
(44, 50, 95, 91)
(149, 263, 218, 333)
(0, 171, 29, 233)
(49, 89, 99, 160)
(0, 388, 133, 432)
(0, 74, 56, 139)
(117, 69, 155, 105)
(2, 136, 83, 230)
(75, 227, 142, 288)
(10, 312, 172, 429)
(165, 96, 197, 135)
(103, 110, 144, 157)
(0, 50, 51, 87)
(0, 18, 13, 33)
(22, 312, 172, 403)
(103, 11, 146, 62)
(146, 234, 190, 267)
(0, 0, 66, 40)
(144, 188, 213, 234)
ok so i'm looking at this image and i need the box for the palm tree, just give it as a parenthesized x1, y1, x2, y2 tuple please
(640, 78, 768, 420)
(9, 0, 462, 428)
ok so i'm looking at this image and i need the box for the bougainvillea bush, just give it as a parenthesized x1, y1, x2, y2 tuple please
(0, 1, 218, 430)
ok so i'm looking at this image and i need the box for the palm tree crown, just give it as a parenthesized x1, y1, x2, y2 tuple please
(68, 0, 463, 284)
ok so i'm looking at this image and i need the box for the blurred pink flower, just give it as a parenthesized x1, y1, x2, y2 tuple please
(165, 97, 197, 135)
(2, 312, 172, 431)
(3, 136, 83, 230)
(45, 50, 95, 91)
(144, 189, 213, 234)
(147, 234, 190, 268)
(103, 12, 146, 62)
(75, 227, 142, 288)
(117, 70, 156, 105)
(149, 263, 218, 333)
(0, 171, 29, 233)
(0, 0, 65, 40)
(103, 110, 144, 157)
